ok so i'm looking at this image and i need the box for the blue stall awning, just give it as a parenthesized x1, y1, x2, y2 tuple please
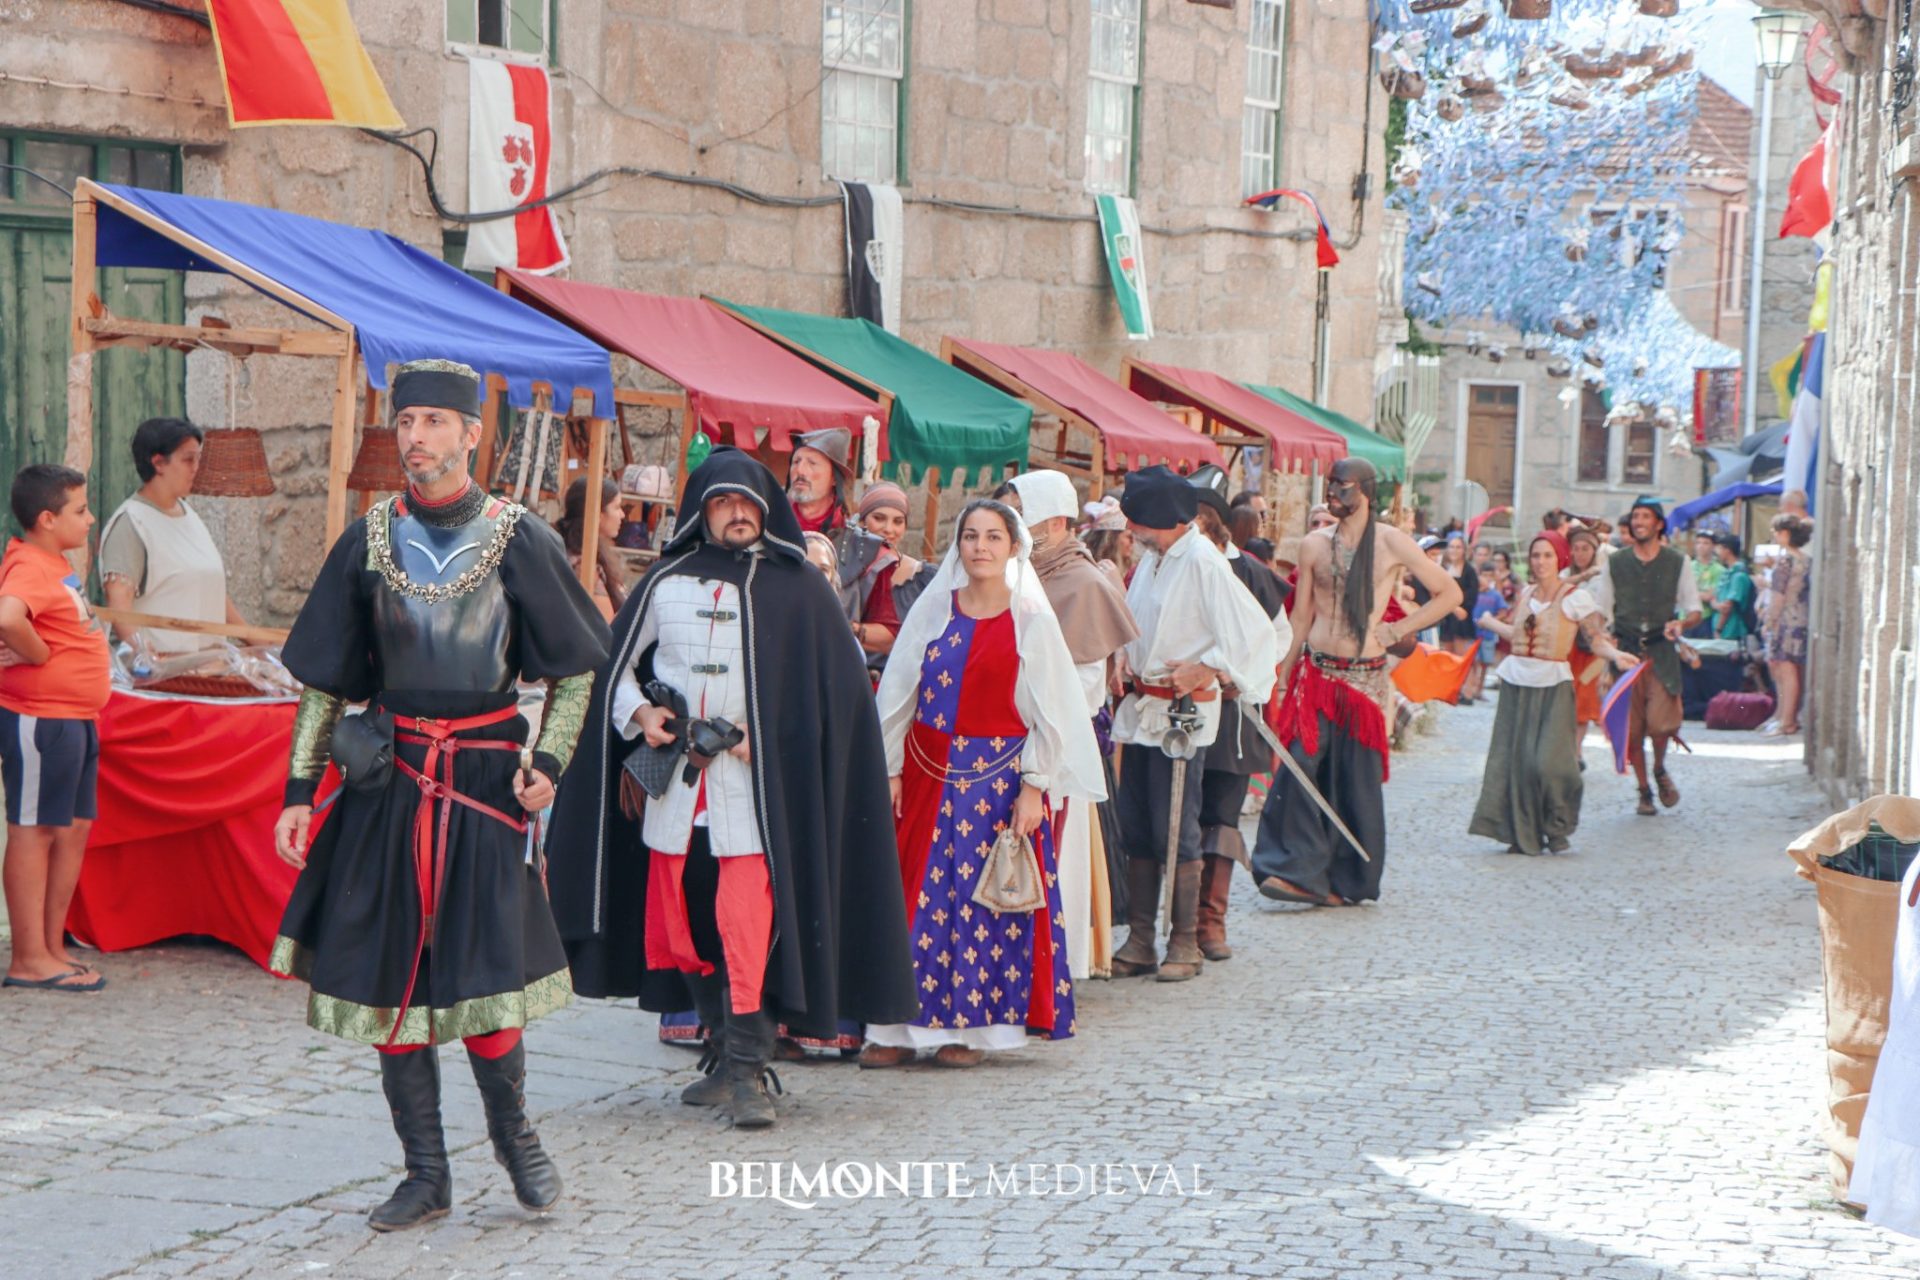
(1667, 481, 1783, 533)
(87, 181, 613, 416)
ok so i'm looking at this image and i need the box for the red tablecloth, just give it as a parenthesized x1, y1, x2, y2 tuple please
(66, 690, 299, 970)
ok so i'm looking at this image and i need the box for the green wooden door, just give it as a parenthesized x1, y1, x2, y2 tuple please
(0, 133, 184, 535)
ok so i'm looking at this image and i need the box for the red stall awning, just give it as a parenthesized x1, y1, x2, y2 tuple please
(945, 338, 1223, 474)
(500, 271, 885, 457)
(1124, 358, 1346, 472)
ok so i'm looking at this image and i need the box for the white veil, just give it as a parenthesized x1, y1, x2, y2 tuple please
(876, 504, 1108, 804)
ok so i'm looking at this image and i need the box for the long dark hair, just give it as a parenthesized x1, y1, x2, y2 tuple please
(958, 498, 1022, 544)
(559, 476, 626, 610)
(1329, 459, 1378, 644)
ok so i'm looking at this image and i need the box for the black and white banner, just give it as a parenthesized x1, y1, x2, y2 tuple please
(841, 181, 902, 334)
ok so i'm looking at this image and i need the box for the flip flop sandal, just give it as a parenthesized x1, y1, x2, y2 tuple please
(4, 972, 106, 993)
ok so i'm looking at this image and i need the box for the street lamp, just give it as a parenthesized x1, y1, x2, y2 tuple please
(1742, 8, 1811, 436)
(1752, 9, 1811, 79)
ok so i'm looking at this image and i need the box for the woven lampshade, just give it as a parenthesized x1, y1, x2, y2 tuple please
(347, 426, 406, 493)
(193, 428, 275, 497)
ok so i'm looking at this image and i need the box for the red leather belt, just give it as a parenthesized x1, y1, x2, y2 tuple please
(385, 703, 528, 1045)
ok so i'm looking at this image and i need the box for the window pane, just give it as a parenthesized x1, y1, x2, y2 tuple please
(447, 0, 476, 45)
(131, 148, 174, 192)
(478, 0, 505, 47)
(508, 0, 544, 53)
(102, 147, 135, 188)
(19, 139, 93, 206)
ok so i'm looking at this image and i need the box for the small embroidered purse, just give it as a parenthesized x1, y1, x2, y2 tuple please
(973, 826, 1046, 915)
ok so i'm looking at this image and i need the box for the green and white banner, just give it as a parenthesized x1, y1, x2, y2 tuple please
(1095, 194, 1154, 340)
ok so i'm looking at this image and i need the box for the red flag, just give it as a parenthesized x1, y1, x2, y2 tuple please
(1243, 188, 1341, 269)
(1778, 127, 1832, 240)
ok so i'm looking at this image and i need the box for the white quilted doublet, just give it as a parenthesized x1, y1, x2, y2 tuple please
(614, 574, 763, 858)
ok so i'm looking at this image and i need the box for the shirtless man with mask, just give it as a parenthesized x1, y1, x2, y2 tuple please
(1252, 457, 1461, 906)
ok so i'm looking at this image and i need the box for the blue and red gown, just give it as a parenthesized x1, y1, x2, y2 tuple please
(872, 600, 1075, 1048)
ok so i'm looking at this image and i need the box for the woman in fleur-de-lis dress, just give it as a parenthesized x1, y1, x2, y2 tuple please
(862, 501, 1106, 1069)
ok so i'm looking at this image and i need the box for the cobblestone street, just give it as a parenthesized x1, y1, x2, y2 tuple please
(4, 703, 1917, 1279)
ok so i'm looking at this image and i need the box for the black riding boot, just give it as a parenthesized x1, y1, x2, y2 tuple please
(368, 1050, 452, 1232)
(467, 1042, 564, 1212)
(681, 967, 732, 1107)
(724, 1008, 781, 1130)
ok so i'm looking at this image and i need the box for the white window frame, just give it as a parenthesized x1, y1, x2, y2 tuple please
(1084, 0, 1142, 196)
(1240, 0, 1288, 199)
(447, 0, 548, 62)
(820, 1, 906, 185)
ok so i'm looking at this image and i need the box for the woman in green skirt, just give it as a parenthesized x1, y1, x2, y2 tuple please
(1469, 531, 1635, 855)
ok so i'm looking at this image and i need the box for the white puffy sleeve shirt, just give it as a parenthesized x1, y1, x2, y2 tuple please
(1492, 588, 1598, 688)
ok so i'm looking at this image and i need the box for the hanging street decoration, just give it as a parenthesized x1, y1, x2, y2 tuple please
(1377, 0, 1739, 415)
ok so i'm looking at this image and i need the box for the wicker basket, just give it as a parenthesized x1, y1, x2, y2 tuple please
(144, 673, 272, 699)
(194, 429, 275, 498)
(347, 426, 407, 493)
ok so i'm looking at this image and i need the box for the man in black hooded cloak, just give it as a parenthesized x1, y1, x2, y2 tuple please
(546, 448, 918, 1128)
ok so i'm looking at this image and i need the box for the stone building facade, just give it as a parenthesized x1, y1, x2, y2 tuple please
(0, 0, 1389, 622)
(1767, 0, 1919, 803)
(1404, 78, 1752, 539)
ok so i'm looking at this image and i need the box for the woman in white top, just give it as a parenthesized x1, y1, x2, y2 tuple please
(1468, 531, 1633, 856)
(97, 418, 246, 654)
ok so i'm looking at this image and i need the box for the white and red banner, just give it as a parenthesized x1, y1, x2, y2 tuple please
(467, 58, 568, 275)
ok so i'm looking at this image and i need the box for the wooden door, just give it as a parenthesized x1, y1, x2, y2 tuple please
(1464, 383, 1519, 510)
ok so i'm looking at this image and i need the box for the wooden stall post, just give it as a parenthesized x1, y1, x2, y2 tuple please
(66, 191, 98, 478)
(922, 467, 942, 559)
(324, 349, 359, 547)
(579, 391, 609, 594)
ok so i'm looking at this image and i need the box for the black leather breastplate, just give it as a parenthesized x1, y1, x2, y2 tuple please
(365, 496, 523, 693)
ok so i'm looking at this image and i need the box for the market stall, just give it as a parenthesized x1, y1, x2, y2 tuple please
(712, 299, 1032, 555)
(1243, 380, 1407, 483)
(496, 272, 888, 515)
(60, 181, 614, 968)
(942, 338, 1223, 496)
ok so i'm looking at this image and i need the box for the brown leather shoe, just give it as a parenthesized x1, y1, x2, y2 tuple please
(932, 1044, 985, 1068)
(1196, 851, 1234, 961)
(856, 1043, 914, 1069)
(1654, 768, 1679, 808)
(1258, 876, 1325, 905)
(1636, 789, 1657, 817)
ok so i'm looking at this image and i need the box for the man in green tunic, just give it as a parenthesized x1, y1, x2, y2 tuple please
(1590, 498, 1702, 816)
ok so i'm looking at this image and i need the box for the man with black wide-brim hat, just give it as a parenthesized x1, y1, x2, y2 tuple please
(268, 358, 611, 1231)
(1107, 465, 1278, 982)
(1589, 496, 1701, 816)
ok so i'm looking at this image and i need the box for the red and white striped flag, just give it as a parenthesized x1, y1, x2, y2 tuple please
(467, 58, 568, 275)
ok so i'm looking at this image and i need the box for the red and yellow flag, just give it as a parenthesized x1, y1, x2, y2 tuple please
(206, 0, 403, 129)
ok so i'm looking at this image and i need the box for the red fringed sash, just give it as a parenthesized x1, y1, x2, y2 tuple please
(1274, 657, 1391, 782)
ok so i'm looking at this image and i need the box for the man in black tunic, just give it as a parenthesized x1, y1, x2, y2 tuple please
(269, 359, 610, 1231)
(547, 448, 918, 1129)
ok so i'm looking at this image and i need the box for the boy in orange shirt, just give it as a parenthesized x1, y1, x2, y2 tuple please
(0, 464, 112, 993)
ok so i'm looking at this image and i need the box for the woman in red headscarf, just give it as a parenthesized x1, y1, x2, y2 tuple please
(1467, 531, 1635, 856)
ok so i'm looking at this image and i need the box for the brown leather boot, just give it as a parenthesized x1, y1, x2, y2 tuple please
(1196, 849, 1235, 962)
(1109, 858, 1163, 976)
(1158, 861, 1205, 982)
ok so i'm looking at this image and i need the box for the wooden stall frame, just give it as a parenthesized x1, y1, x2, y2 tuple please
(66, 180, 613, 596)
(707, 301, 924, 551)
(1119, 355, 1326, 544)
(941, 338, 1111, 499)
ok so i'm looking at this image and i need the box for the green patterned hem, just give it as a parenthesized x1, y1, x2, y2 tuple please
(269, 934, 311, 982)
(271, 946, 573, 1046)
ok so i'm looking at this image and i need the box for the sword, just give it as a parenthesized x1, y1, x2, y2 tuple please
(1250, 707, 1374, 864)
(1158, 694, 1203, 934)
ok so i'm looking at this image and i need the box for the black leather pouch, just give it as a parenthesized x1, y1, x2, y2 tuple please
(330, 709, 396, 791)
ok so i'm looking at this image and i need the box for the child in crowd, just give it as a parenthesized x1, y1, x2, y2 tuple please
(0, 464, 112, 993)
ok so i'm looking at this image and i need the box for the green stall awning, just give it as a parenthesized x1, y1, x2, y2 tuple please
(1244, 381, 1406, 483)
(714, 300, 1033, 486)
